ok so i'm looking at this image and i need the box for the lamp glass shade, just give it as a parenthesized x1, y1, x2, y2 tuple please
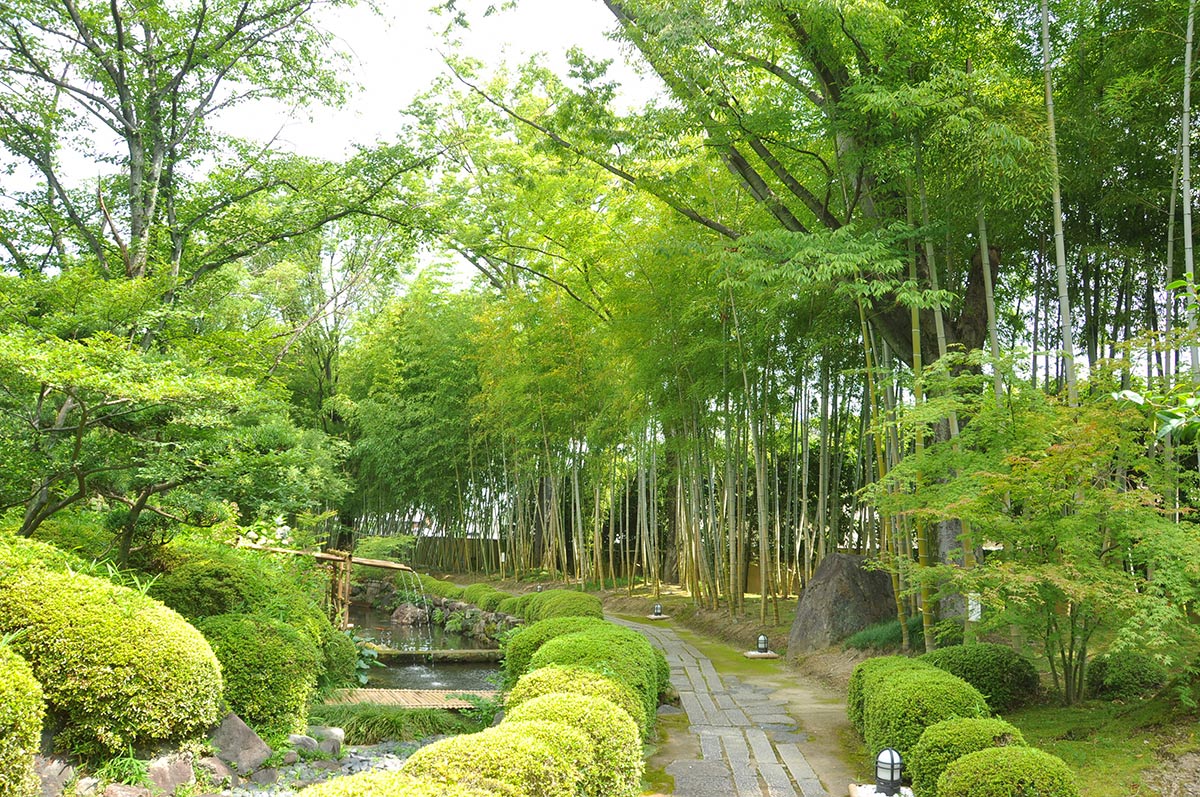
(756, 634, 769, 653)
(653, 603, 663, 616)
(875, 747, 902, 792)
(535, 584, 543, 592)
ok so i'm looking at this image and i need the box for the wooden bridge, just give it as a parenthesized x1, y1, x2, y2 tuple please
(324, 688, 499, 710)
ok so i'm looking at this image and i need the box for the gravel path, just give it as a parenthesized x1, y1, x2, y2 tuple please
(615, 617, 832, 797)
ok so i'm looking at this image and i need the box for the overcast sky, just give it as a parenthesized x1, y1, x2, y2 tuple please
(240, 0, 657, 159)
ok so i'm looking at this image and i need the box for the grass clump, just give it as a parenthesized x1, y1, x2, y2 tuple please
(307, 705, 483, 745)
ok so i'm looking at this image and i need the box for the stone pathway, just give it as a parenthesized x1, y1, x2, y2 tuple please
(616, 619, 832, 797)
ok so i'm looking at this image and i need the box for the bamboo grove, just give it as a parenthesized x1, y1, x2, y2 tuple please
(2, 0, 1200, 674)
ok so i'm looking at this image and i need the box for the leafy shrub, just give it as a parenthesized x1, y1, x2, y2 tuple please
(502, 615, 608, 687)
(299, 770, 513, 797)
(352, 535, 415, 563)
(461, 583, 502, 606)
(908, 718, 1027, 797)
(921, 644, 1039, 711)
(0, 567, 223, 757)
(197, 613, 321, 740)
(497, 596, 523, 616)
(505, 693, 643, 797)
(937, 746, 1079, 797)
(529, 624, 663, 723)
(0, 533, 82, 573)
(307, 704, 482, 745)
(417, 574, 465, 600)
(400, 720, 591, 797)
(149, 539, 277, 619)
(1087, 650, 1166, 700)
(318, 627, 360, 691)
(476, 589, 511, 612)
(507, 664, 650, 738)
(847, 656, 933, 733)
(0, 646, 43, 797)
(863, 668, 990, 760)
(526, 589, 604, 621)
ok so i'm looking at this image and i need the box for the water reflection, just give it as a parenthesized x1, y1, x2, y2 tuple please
(348, 604, 500, 691)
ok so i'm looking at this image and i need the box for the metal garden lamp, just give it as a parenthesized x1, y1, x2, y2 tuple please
(535, 584, 543, 593)
(756, 634, 769, 654)
(875, 748, 902, 796)
(653, 603, 663, 617)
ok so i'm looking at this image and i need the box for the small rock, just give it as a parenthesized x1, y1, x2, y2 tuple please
(102, 786, 150, 797)
(249, 768, 278, 785)
(148, 753, 194, 795)
(308, 726, 344, 758)
(657, 704, 685, 716)
(282, 751, 299, 765)
(36, 755, 74, 797)
(311, 760, 342, 772)
(287, 735, 319, 754)
(195, 757, 232, 786)
(208, 713, 272, 773)
(75, 778, 101, 797)
(317, 738, 341, 757)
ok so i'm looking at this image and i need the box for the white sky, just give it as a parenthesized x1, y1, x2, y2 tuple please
(238, 0, 657, 159)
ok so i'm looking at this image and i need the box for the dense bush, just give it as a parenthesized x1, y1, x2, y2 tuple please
(299, 770, 513, 797)
(0, 532, 82, 573)
(476, 589, 510, 612)
(529, 624, 663, 722)
(525, 589, 604, 621)
(0, 647, 43, 797)
(461, 583, 503, 607)
(1087, 650, 1166, 700)
(863, 668, 990, 759)
(502, 615, 608, 686)
(307, 704, 482, 745)
(908, 718, 1027, 797)
(401, 720, 591, 797)
(505, 692, 642, 797)
(937, 746, 1079, 797)
(319, 627, 360, 691)
(417, 574, 465, 600)
(0, 566, 223, 757)
(352, 535, 415, 563)
(198, 613, 321, 739)
(496, 596, 523, 616)
(847, 656, 934, 733)
(507, 664, 650, 738)
(921, 644, 1039, 711)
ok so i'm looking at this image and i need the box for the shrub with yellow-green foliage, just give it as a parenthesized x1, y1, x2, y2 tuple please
(401, 720, 592, 797)
(507, 664, 649, 739)
(937, 746, 1079, 797)
(863, 668, 990, 760)
(461, 583, 506, 608)
(847, 656, 934, 733)
(908, 718, 1027, 797)
(0, 566, 223, 757)
(523, 589, 604, 621)
(298, 770, 514, 797)
(417, 574, 465, 600)
(504, 693, 643, 797)
(529, 624, 663, 723)
(501, 615, 608, 687)
(0, 646, 43, 797)
(197, 613, 321, 739)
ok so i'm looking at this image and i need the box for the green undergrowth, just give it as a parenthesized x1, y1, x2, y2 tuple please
(306, 705, 484, 745)
(1007, 697, 1198, 796)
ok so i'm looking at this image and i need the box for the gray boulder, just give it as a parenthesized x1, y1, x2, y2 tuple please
(390, 603, 429, 626)
(147, 754, 194, 796)
(786, 553, 896, 655)
(208, 712, 271, 774)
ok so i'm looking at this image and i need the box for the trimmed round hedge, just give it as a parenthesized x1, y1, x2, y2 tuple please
(908, 717, 1027, 797)
(847, 656, 934, 733)
(0, 647, 43, 797)
(460, 583, 504, 607)
(529, 624, 663, 723)
(0, 566, 223, 757)
(197, 613, 321, 739)
(476, 589, 510, 612)
(526, 590, 604, 621)
(1087, 650, 1166, 700)
(863, 668, 990, 760)
(505, 692, 642, 797)
(401, 720, 591, 797)
(299, 770, 515, 797)
(937, 746, 1079, 797)
(502, 615, 608, 687)
(921, 644, 1039, 711)
(417, 574, 465, 600)
(508, 664, 650, 738)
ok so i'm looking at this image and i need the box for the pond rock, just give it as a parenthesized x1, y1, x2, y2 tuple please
(390, 603, 430, 626)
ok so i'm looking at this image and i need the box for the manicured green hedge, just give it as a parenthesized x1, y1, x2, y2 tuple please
(529, 624, 663, 723)
(417, 574, 465, 600)
(476, 589, 510, 612)
(461, 583, 507, 607)
(299, 770, 514, 797)
(921, 644, 1039, 711)
(505, 693, 642, 797)
(400, 720, 591, 797)
(863, 668, 990, 760)
(502, 615, 608, 687)
(937, 746, 1079, 797)
(507, 664, 650, 738)
(197, 613, 321, 739)
(0, 566, 223, 757)
(908, 717, 1027, 797)
(0, 647, 43, 797)
(525, 589, 604, 621)
(847, 656, 934, 733)
(496, 596, 524, 616)
(1087, 650, 1166, 700)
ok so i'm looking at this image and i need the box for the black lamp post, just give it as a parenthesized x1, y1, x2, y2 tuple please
(652, 603, 663, 617)
(875, 748, 902, 796)
(756, 634, 769, 654)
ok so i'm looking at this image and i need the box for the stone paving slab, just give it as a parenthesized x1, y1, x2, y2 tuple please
(614, 617, 832, 797)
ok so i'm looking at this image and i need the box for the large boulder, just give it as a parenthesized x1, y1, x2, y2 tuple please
(786, 553, 895, 654)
